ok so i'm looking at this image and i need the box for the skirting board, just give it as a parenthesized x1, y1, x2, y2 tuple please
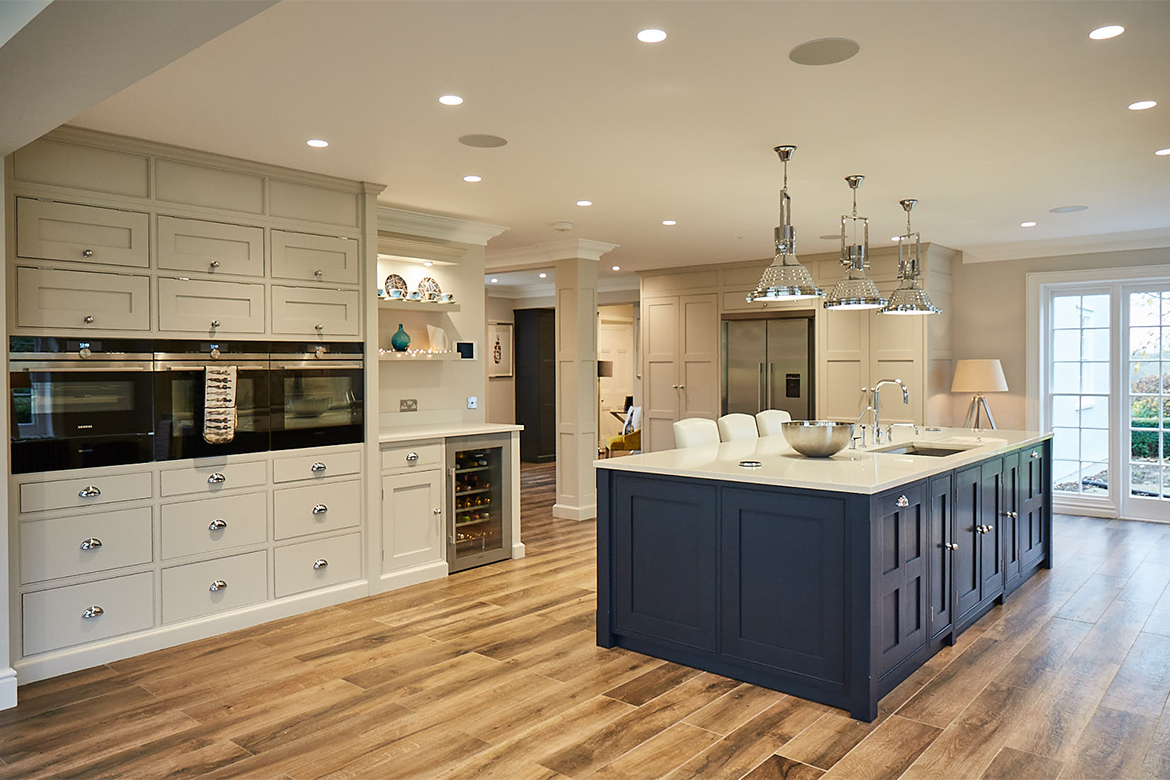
(512, 541, 526, 559)
(0, 668, 16, 711)
(553, 502, 597, 521)
(13, 580, 369, 686)
(379, 560, 448, 591)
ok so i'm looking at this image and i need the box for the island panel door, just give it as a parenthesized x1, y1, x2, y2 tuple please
(1002, 451, 1022, 588)
(611, 474, 718, 651)
(954, 464, 983, 620)
(1020, 444, 1048, 569)
(980, 458, 1005, 604)
(873, 482, 928, 681)
(928, 474, 954, 641)
(720, 486, 847, 686)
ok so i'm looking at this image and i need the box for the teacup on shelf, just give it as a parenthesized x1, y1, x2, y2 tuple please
(388, 289, 403, 299)
(408, 291, 421, 300)
(440, 293, 454, 303)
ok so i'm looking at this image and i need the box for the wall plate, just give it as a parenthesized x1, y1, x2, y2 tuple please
(400, 398, 418, 412)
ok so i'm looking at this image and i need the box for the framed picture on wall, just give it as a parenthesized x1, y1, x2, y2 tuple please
(487, 321, 514, 378)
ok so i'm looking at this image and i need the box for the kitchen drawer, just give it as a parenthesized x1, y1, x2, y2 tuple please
(20, 507, 153, 584)
(23, 572, 154, 656)
(381, 442, 443, 472)
(274, 533, 362, 598)
(271, 230, 359, 284)
(158, 215, 264, 277)
(158, 277, 265, 334)
(16, 197, 149, 268)
(16, 266, 151, 331)
(273, 449, 362, 484)
(274, 479, 361, 540)
(270, 286, 361, 337)
(160, 459, 267, 497)
(161, 550, 267, 624)
(160, 491, 267, 560)
(19, 471, 152, 514)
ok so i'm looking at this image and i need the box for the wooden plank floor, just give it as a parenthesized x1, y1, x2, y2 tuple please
(4, 462, 1170, 779)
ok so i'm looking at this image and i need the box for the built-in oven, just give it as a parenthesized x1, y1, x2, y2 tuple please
(269, 342, 363, 450)
(9, 337, 155, 474)
(153, 341, 270, 460)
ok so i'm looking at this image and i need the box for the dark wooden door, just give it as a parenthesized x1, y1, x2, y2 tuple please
(721, 486, 847, 685)
(873, 482, 928, 680)
(611, 474, 719, 651)
(980, 458, 1005, 604)
(1002, 451, 1021, 588)
(515, 308, 556, 462)
(1020, 444, 1048, 569)
(953, 464, 982, 620)
(928, 474, 954, 640)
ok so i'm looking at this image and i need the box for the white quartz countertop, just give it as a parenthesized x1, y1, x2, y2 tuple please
(595, 427, 1052, 495)
(378, 422, 522, 444)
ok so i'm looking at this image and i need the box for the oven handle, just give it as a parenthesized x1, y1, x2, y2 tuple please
(273, 361, 364, 370)
(154, 361, 270, 371)
(10, 361, 153, 372)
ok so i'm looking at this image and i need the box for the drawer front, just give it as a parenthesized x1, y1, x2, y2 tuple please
(23, 572, 154, 656)
(17, 197, 149, 268)
(20, 507, 153, 584)
(273, 450, 362, 484)
(275, 533, 362, 598)
(16, 266, 151, 331)
(158, 277, 265, 334)
(161, 492, 268, 560)
(271, 230, 359, 284)
(270, 286, 361, 337)
(158, 215, 264, 277)
(161, 550, 267, 624)
(160, 460, 267, 497)
(381, 443, 443, 472)
(274, 479, 361, 540)
(19, 471, 152, 514)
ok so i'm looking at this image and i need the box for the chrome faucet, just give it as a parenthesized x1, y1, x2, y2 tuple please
(886, 422, 919, 441)
(870, 379, 910, 445)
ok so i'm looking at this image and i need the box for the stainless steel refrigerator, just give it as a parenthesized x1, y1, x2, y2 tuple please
(721, 316, 814, 419)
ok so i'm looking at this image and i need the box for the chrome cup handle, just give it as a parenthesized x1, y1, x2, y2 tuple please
(79, 538, 103, 551)
(209, 580, 228, 592)
(312, 504, 328, 515)
(82, 605, 104, 619)
(208, 518, 228, 531)
(78, 485, 101, 498)
(311, 462, 327, 473)
(207, 473, 227, 484)
(313, 559, 328, 570)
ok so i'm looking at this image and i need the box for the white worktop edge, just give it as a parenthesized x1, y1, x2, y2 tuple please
(378, 422, 523, 444)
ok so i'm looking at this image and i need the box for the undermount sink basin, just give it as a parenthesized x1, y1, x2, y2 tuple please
(872, 443, 972, 457)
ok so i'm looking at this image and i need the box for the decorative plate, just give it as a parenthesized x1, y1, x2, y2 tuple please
(384, 274, 408, 295)
(417, 277, 442, 300)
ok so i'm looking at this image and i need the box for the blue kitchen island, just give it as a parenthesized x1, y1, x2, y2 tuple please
(594, 428, 1053, 721)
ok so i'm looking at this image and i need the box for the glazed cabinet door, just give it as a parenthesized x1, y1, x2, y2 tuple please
(873, 482, 928, 681)
(928, 474, 954, 641)
(953, 464, 982, 621)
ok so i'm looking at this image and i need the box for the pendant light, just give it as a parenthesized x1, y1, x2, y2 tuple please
(748, 145, 824, 302)
(881, 199, 940, 316)
(824, 175, 887, 310)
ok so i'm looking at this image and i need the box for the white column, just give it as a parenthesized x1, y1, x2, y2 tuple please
(554, 256, 600, 520)
(1, 155, 16, 709)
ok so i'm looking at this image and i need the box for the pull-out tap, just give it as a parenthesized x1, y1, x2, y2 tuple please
(871, 379, 910, 445)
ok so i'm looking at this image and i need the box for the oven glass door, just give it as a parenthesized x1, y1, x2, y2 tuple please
(154, 363, 270, 460)
(270, 363, 363, 450)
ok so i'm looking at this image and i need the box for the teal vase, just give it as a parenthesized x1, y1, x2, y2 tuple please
(390, 324, 411, 352)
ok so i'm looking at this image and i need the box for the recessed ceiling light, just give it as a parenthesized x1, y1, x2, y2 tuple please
(788, 37, 860, 66)
(538, 273, 547, 279)
(1089, 25, 1124, 40)
(463, 175, 482, 183)
(1129, 100, 1158, 111)
(423, 261, 434, 267)
(1157, 148, 1170, 156)
(490, 278, 498, 283)
(637, 29, 667, 43)
(459, 134, 508, 148)
(612, 266, 620, 271)
(818, 234, 838, 240)
(576, 200, 592, 207)
(662, 219, 677, 226)
(891, 236, 901, 242)
(306, 139, 328, 148)
(1020, 221, 1038, 228)
(438, 95, 463, 106)
(1050, 205, 1089, 213)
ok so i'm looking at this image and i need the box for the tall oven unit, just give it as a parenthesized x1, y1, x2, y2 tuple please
(269, 342, 364, 451)
(446, 433, 514, 573)
(9, 337, 155, 474)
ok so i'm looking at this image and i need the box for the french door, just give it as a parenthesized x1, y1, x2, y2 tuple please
(1123, 286, 1170, 521)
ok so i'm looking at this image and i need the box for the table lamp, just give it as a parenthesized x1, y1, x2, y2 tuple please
(952, 359, 1008, 429)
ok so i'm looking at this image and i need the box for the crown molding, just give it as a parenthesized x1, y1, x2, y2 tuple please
(377, 205, 508, 246)
(487, 238, 619, 269)
(960, 228, 1170, 264)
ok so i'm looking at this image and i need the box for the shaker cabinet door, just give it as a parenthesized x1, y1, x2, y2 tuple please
(270, 286, 361, 337)
(928, 474, 954, 640)
(16, 266, 151, 331)
(873, 482, 928, 681)
(1002, 452, 1022, 590)
(157, 215, 264, 277)
(17, 197, 149, 268)
(381, 470, 444, 573)
(980, 458, 1005, 604)
(953, 465, 982, 621)
(157, 277, 265, 334)
(271, 230, 359, 285)
(1020, 444, 1049, 570)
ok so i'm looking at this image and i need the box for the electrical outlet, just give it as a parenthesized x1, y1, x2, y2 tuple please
(399, 398, 418, 412)
(467, 396, 478, 409)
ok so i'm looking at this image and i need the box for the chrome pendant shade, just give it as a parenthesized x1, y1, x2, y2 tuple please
(881, 199, 940, 316)
(748, 145, 824, 302)
(824, 175, 886, 310)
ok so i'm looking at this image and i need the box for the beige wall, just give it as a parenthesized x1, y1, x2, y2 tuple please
(485, 294, 516, 425)
(952, 246, 1170, 430)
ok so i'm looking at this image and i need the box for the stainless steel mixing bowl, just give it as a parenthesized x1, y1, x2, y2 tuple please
(780, 420, 854, 458)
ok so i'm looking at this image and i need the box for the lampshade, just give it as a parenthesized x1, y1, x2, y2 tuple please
(951, 359, 1008, 393)
(597, 360, 614, 378)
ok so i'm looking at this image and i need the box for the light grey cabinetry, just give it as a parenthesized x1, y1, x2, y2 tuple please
(15, 266, 151, 331)
(379, 439, 447, 589)
(271, 230, 359, 284)
(157, 215, 265, 277)
(16, 197, 150, 268)
(157, 277, 266, 334)
(270, 286, 361, 337)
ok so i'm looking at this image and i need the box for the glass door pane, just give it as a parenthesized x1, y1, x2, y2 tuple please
(1123, 288, 1170, 520)
(1049, 293, 1111, 497)
(452, 446, 505, 563)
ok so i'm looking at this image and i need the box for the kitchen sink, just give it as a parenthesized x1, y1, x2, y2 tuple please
(872, 444, 972, 457)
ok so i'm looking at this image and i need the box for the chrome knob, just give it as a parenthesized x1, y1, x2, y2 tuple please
(210, 260, 220, 269)
(81, 605, 104, 619)
(79, 346, 92, 359)
(433, 508, 442, 515)
(78, 485, 101, 498)
(313, 559, 328, 570)
(82, 249, 94, 257)
(986, 524, 994, 532)
(314, 269, 323, 278)
(312, 504, 328, 515)
(208, 518, 228, 531)
(79, 538, 103, 551)
(207, 472, 227, 484)
(945, 542, 959, 551)
(211, 320, 220, 329)
(895, 495, 909, 508)
(311, 462, 327, 473)
(1002, 511, 1018, 519)
(678, 384, 685, 389)
(1031, 451, 1041, 459)
(406, 452, 419, 463)
(209, 580, 228, 592)
(83, 315, 94, 324)
(314, 323, 324, 331)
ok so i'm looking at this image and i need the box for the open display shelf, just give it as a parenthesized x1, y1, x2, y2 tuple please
(378, 299, 461, 313)
(378, 352, 459, 362)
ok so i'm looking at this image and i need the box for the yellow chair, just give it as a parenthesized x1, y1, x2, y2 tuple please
(604, 407, 641, 457)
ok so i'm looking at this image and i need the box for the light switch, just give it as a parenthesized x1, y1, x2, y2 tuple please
(467, 396, 478, 409)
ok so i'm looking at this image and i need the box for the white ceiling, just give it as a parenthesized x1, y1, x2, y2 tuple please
(70, 1, 1170, 272)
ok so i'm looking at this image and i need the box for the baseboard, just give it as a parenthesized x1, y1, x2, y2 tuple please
(14, 580, 370, 685)
(0, 667, 16, 711)
(378, 561, 448, 591)
(511, 541, 526, 559)
(553, 502, 597, 521)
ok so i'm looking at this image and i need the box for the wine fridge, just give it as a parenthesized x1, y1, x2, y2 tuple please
(447, 433, 514, 572)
